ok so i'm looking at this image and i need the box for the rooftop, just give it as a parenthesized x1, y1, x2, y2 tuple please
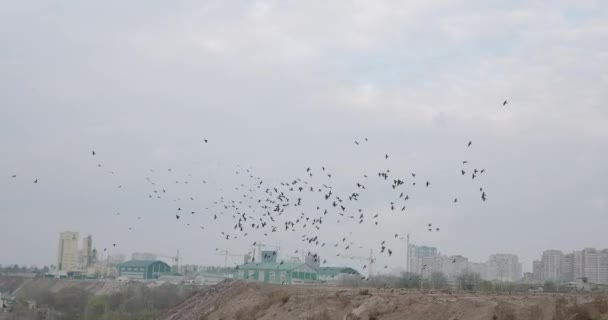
(236, 262, 314, 271)
(119, 260, 169, 268)
(317, 267, 359, 277)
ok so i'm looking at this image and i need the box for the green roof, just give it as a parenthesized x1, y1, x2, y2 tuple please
(317, 267, 359, 277)
(119, 260, 168, 268)
(236, 262, 314, 271)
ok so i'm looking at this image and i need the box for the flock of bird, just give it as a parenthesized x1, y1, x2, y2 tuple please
(9, 100, 509, 278)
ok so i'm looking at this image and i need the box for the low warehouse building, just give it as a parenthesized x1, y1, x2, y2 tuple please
(234, 262, 318, 284)
(117, 260, 172, 280)
(317, 267, 360, 281)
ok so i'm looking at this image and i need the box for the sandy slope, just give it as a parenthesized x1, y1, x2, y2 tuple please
(160, 280, 599, 320)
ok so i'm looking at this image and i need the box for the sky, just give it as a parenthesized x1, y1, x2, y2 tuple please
(1, 1, 607, 273)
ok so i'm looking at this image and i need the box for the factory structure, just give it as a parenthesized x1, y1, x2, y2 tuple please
(233, 250, 359, 285)
(117, 260, 172, 280)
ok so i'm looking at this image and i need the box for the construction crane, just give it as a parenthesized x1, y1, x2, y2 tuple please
(250, 242, 281, 262)
(343, 249, 375, 278)
(158, 250, 180, 272)
(216, 250, 245, 268)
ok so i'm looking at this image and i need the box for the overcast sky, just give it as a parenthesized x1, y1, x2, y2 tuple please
(1, 1, 607, 273)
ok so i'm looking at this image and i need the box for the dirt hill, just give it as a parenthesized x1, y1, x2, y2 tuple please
(160, 280, 606, 320)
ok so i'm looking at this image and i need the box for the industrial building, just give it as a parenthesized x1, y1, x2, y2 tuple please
(317, 267, 359, 281)
(57, 231, 79, 272)
(234, 250, 319, 284)
(234, 262, 318, 284)
(117, 260, 172, 280)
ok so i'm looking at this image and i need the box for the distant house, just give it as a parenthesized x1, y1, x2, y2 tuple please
(234, 262, 318, 285)
(317, 267, 360, 281)
(117, 260, 172, 280)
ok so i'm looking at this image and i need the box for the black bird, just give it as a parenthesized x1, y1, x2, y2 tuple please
(454, 198, 458, 203)
(481, 192, 487, 201)
(461, 170, 466, 175)
(92, 150, 96, 156)
(354, 141, 359, 145)
(204, 139, 208, 143)
(426, 181, 430, 187)
(113, 244, 116, 247)
(503, 100, 508, 106)
(11, 175, 16, 178)
(385, 154, 389, 159)
(468, 141, 472, 147)
(33, 179, 38, 183)
(176, 215, 180, 220)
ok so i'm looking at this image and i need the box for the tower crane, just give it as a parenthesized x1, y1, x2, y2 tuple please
(157, 250, 180, 272)
(216, 250, 246, 268)
(343, 249, 375, 278)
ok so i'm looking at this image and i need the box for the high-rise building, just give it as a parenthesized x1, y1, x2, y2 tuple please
(407, 244, 438, 275)
(532, 260, 542, 283)
(80, 235, 93, 269)
(57, 231, 79, 272)
(573, 248, 608, 285)
(561, 253, 574, 282)
(541, 250, 563, 282)
(486, 254, 522, 282)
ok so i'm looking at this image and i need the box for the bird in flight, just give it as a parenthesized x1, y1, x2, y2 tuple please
(204, 139, 208, 143)
(503, 100, 508, 106)
(33, 179, 38, 183)
(92, 150, 96, 156)
(467, 141, 472, 147)
(11, 175, 16, 178)
(385, 154, 389, 159)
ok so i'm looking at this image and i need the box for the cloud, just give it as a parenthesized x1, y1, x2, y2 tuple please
(0, 0, 607, 271)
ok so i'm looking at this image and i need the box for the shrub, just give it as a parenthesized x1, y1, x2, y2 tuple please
(568, 304, 592, 320)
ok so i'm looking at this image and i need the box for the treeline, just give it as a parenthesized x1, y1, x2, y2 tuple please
(0, 265, 50, 274)
(340, 270, 548, 292)
(5, 283, 196, 320)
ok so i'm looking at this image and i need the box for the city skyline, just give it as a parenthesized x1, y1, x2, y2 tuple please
(32, 230, 608, 283)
